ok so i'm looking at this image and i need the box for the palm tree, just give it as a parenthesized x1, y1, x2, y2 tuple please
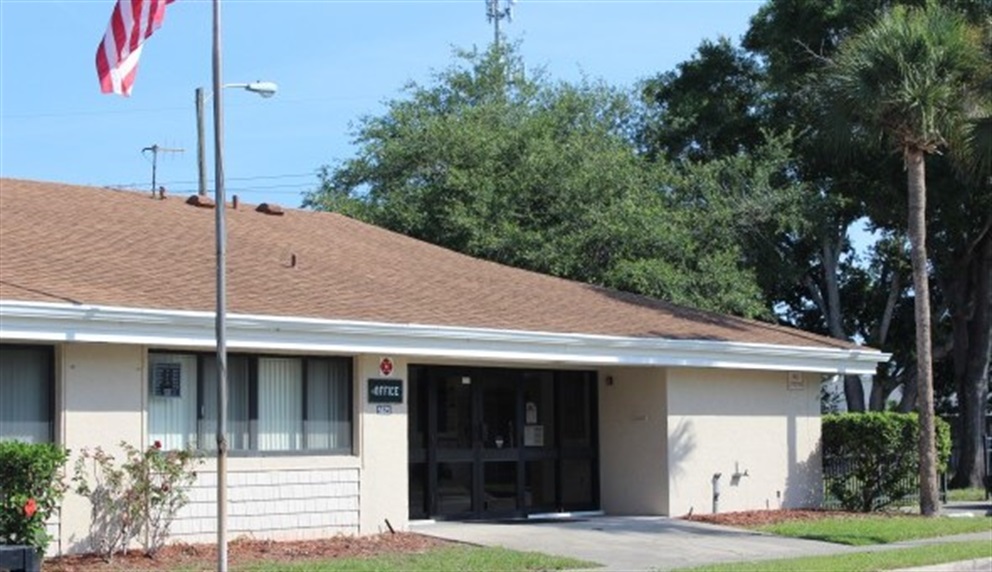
(827, 4, 987, 516)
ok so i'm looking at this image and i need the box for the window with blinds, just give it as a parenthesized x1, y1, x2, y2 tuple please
(148, 352, 352, 454)
(0, 345, 53, 443)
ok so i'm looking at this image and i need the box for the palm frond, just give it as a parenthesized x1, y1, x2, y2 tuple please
(826, 3, 989, 158)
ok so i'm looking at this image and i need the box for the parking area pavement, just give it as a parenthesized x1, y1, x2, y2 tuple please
(941, 500, 992, 517)
(415, 516, 853, 571)
(416, 512, 992, 571)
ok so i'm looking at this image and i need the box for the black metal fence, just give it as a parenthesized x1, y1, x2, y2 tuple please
(822, 455, 947, 511)
(947, 436, 992, 494)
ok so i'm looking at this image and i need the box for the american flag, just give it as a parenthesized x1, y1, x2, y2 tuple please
(95, 0, 175, 96)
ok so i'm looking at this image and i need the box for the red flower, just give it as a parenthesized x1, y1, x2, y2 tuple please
(153, 440, 162, 449)
(23, 498, 37, 518)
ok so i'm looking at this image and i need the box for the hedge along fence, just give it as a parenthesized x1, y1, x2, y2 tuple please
(0, 441, 69, 554)
(822, 412, 951, 512)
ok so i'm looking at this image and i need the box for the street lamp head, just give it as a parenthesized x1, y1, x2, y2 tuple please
(195, 80, 277, 197)
(244, 81, 277, 98)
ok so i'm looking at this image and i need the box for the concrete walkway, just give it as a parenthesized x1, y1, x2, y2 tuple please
(414, 511, 992, 571)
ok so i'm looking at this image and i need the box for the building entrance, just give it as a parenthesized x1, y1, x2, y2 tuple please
(408, 366, 598, 520)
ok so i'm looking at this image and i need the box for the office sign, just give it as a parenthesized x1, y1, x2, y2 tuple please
(368, 378, 403, 404)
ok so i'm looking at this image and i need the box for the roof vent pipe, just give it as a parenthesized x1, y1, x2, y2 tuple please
(232, 195, 239, 210)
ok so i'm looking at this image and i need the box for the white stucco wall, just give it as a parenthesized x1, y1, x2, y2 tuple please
(666, 368, 822, 516)
(598, 367, 668, 514)
(58, 343, 146, 555)
(36, 340, 823, 554)
(49, 342, 379, 555)
(356, 355, 409, 534)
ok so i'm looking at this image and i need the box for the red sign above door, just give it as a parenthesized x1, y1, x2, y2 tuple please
(379, 357, 394, 377)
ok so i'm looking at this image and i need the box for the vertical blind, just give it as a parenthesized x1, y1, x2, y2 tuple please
(149, 352, 351, 453)
(306, 358, 352, 451)
(199, 356, 252, 451)
(0, 346, 51, 443)
(258, 358, 303, 451)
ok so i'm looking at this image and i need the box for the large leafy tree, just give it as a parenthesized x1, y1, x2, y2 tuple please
(641, 17, 903, 412)
(827, 2, 987, 515)
(638, 37, 766, 162)
(743, 0, 937, 414)
(636, 0, 989, 485)
(744, 0, 991, 485)
(306, 44, 782, 318)
(947, 26, 992, 488)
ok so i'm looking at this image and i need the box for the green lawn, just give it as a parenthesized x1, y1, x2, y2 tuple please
(236, 546, 597, 572)
(757, 514, 992, 545)
(676, 540, 992, 572)
(946, 488, 990, 502)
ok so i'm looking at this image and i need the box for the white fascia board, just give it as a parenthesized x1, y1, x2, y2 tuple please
(0, 300, 888, 374)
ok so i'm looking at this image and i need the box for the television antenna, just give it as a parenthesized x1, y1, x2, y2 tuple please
(141, 143, 184, 196)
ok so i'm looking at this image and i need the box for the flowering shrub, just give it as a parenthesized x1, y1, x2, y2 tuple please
(72, 441, 200, 561)
(0, 441, 69, 554)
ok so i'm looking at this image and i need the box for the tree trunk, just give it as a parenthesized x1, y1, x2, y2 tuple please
(898, 366, 918, 413)
(950, 231, 992, 489)
(906, 148, 939, 516)
(868, 373, 887, 411)
(869, 268, 903, 411)
(820, 232, 867, 412)
(949, 257, 971, 487)
(822, 236, 844, 340)
(844, 376, 866, 412)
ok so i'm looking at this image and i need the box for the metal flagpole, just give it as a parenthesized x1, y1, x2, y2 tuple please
(212, 0, 229, 570)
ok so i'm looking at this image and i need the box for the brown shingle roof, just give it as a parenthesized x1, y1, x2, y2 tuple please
(0, 178, 855, 350)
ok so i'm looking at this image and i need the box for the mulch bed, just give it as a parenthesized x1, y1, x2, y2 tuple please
(43, 510, 867, 570)
(44, 532, 452, 571)
(684, 508, 857, 528)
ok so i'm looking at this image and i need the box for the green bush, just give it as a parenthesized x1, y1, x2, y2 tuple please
(822, 412, 951, 512)
(0, 441, 69, 554)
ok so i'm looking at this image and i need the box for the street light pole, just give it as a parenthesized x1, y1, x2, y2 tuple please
(196, 88, 207, 197)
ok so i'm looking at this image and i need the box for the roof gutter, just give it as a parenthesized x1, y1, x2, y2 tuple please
(0, 300, 888, 375)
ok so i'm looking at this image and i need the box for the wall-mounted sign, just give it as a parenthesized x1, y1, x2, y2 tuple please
(368, 378, 403, 404)
(376, 405, 393, 415)
(524, 425, 544, 447)
(152, 362, 182, 398)
(787, 372, 805, 391)
(525, 401, 538, 424)
(379, 357, 394, 376)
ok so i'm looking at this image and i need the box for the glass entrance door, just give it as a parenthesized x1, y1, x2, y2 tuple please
(479, 376, 519, 516)
(408, 366, 598, 520)
(435, 374, 475, 517)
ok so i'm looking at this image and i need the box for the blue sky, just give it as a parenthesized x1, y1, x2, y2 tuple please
(1, 0, 763, 207)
